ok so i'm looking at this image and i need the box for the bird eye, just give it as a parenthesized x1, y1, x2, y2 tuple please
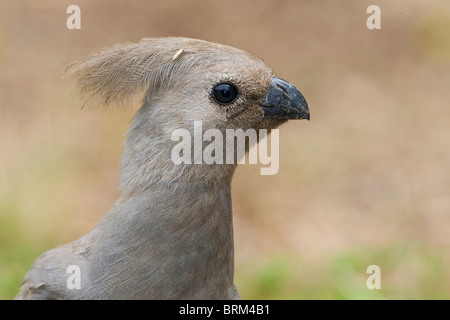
(212, 83, 238, 105)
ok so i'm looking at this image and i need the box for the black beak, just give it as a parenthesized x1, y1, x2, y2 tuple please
(260, 77, 310, 120)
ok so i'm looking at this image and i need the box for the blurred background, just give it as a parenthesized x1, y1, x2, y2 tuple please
(1, 0, 449, 299)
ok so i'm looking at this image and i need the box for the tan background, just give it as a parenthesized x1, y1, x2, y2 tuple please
(1, 0, 449, 299)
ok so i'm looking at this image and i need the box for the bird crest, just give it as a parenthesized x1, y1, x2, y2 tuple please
(65, 37, 251, 108)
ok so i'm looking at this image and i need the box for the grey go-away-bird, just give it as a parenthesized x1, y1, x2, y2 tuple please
(15, 37, 309, 299)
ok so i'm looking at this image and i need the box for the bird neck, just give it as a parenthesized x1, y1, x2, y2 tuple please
(99, 179, 237, 298)
(119, 101, 237, 196)
(105, 102, 239, 297)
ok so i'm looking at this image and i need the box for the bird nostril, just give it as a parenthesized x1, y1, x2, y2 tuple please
(276, 83, 288, 95)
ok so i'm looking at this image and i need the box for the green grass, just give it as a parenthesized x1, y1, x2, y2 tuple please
(235, 245, 450, 300)
(0, 202, 52, 300)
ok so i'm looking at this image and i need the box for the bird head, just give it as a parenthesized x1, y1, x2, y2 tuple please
(67, 37, 310, 193)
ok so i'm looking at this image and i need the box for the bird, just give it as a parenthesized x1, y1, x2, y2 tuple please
(15, 37, 310, 299)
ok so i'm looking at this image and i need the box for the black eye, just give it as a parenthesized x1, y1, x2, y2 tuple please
(213, 83, 238, 105)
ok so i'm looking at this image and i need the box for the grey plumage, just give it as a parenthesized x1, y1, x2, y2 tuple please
(15, 37, 309, 299)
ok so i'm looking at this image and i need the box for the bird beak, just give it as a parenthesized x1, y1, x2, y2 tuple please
(260, 77, 310, 120)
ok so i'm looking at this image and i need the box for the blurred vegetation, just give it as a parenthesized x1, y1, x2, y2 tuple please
(1, 0, 450, 299)
(0, 204, 47, 299)
(416, 12, 450, 63)
(236, 244, 450, 300)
